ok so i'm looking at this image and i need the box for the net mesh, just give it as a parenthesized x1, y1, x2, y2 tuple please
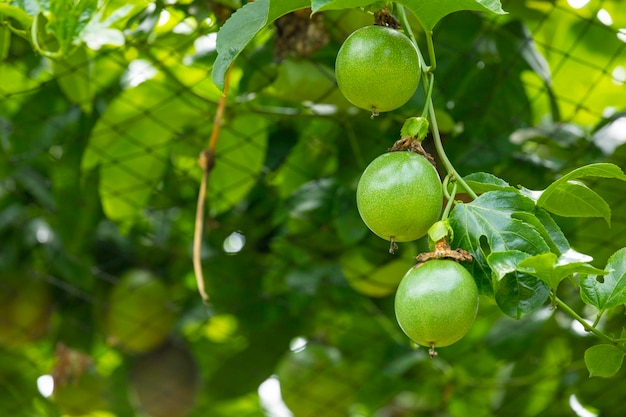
(1, 1, 625, 416)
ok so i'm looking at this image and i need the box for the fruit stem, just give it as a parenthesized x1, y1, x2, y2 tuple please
(421, 75, 434, 119)
(425, 30, 437, 72)
(554, 297, 626, 351)
(441, 181, 457, 220)
(396, 6, 418, 46)
(592, 308, 605, 328)
(397, 6, 478, 200)
(426, 86, 478, 200)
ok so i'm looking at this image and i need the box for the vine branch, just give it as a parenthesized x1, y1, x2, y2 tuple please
(554, 297, 626, 352)
(193, 65, 233, 302)
(397, 6, 477, 200)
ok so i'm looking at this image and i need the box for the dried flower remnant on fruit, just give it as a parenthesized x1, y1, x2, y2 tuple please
(374, 8, 401, 29)
(415, 239, 472, 265)
(389, 136, 436, 166)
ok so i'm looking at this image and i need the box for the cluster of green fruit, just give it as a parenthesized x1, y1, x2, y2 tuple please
(0, 270, 197, 417)
(335, 25, 479, 354)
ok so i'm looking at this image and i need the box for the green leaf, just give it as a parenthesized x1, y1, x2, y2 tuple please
(269, 118, 339, 198)
(312, 0, 507, 31)
(208, 113, 269, 215)
(0, 25, 10, 61)
(0, 3, 34, 29)
(487, 250, 530, 280)
(42, 0, 98, 54)
(310, 0, 377, 14)
(580, 247, 626, 310)
(76, 3, 136, 50)
(52, 46, 94, 113)
(536, 163, 626, 224)
(487, 251, 550, 318)
(584, 344, 625, 378)
(403, 0, 507, 32)
(400, 117, 429, 141)
(82, 81, 205, 226)
(517, 252, 606, 292)
(539, 180, 611, 224)
(532, 209, 571, 255)
(449, 191, 550, 295)
(462, 172, 517, 194)
(211, 0, 310, 90)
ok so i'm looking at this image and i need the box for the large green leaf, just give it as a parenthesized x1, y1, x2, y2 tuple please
(52, 46, 94, 113)
(450, 191, 550, 295)
(584, 344, 625, 378)
(487, 251, 550, 318)
(518, 252, 606, 292)
(82, 81, 205, 225)
(580, 247, 626, 310)
(207, 113, 269, 215)
(462, 172, 517, 194)
(535, 163, 626, 224)
(312, 0, 506, 31)
(0, 3, 33, 28)
(170, 112, 268, 216)
(211, 0, 310, 90)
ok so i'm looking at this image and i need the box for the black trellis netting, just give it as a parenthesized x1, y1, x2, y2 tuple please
(1, 1, 626, 417)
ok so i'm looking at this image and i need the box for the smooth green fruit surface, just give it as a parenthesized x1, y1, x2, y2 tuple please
(356, 151, 442, 242)
(106, 269, 175, 353)
(395, 260, 478, 348)
(335, 25, 420, 113)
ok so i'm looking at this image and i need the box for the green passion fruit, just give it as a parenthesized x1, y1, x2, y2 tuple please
(335, 25, 420, 114)
(105, 269, 175, 353)
(0, 273, 52, 349)
(395, 260, 479, 350)
(356, 151, 443, 243)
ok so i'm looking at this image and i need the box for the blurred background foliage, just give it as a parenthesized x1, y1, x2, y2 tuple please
(1, 0, 625, 416)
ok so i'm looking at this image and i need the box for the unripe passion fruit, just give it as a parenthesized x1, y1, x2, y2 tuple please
(0, 273, 52, 349)
(356, 151, 442, 243)
(105, 269, 175, 353)
(395, 260, 479, 348)
(335, 25, 420, 113)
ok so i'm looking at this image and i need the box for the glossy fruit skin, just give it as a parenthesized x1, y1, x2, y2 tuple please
(335, 25, 420, 113)
(356, 151, 442, 242)
(105, 269, 175, 353)
(395, 260, 479, 348)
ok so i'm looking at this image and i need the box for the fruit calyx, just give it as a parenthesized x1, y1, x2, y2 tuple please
(374, 7, 401, 29)
(415, 239, 472, 266)
(389, 136, 436, 167)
